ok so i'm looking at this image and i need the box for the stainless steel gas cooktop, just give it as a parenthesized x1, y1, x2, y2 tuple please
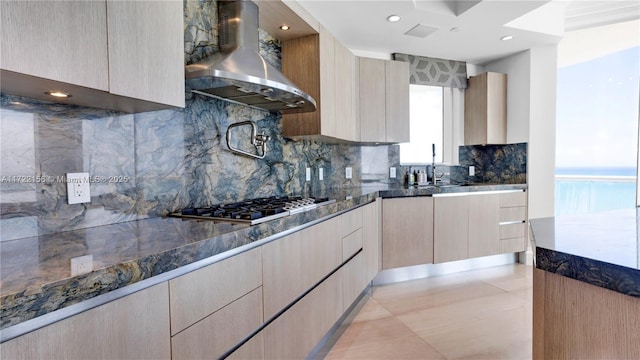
(171, 196, 336, 225)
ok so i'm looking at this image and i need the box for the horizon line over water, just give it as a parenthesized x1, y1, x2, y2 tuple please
(555, 166, 636, 215)
(555, 166, 637, 177)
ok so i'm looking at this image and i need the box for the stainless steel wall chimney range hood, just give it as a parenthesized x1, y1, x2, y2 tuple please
(185, 0, 316, 113)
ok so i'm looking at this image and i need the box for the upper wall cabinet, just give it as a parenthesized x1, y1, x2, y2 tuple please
(0, 0, 184, 113)
(464, 72, 507, 145)
(106, 0, 185, 109)
(281, 25, 358, 142)
(1, 1, 109, 90)
(358, 57, 410, 143)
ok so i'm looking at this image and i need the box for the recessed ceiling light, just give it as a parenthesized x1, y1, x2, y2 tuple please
(501, 35, 514, 41)
(386, 15, 401, 23)
(280, 24, 290, 31)
(45, 91, 71, 98)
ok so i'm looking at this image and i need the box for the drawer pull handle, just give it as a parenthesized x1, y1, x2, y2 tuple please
(499, 220, 526, 226)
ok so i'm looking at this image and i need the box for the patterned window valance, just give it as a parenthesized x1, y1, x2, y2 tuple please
(393, 53, 468, 88)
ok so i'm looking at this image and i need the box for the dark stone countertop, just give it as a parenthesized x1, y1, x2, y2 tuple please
(0, 183, 526, 332)
(530, 208, 640, 298)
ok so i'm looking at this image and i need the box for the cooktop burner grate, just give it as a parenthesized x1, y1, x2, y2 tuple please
(171, 196, 335, 225)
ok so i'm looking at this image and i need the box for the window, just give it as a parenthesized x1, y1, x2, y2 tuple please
(400, 85, 443, 164)
(400, 85, 465, 165)
(555, 20, 639, 215)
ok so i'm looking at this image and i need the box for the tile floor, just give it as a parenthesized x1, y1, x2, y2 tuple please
(324, 263, 533, 360)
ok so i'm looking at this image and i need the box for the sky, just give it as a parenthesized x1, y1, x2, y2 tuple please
(555, 46, 639, 171)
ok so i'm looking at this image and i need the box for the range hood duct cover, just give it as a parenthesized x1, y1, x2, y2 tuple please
(185, 0, 316, 113)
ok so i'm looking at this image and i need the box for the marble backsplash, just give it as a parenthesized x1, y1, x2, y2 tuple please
(455, 142, 528, 184)
(0, 92, 402, 241)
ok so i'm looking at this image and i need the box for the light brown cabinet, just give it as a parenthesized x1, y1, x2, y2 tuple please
(358, 57, 411, 143)
(171, 288, 264, 359)
(281, 25, 358, 142)
(0, 1, 109, 91)
(263, 269, 343, 359)
(0, 0, 184, 113)
(341, 206, 367, 310)
(0, 283, 171, 360)
(167, 248, 263, 359)
(498, 191, 528, 253)
(382, 197, 434, 269)
(262, 216, 342, 319)
(434, 190, 527, 263)
(168, 247, 263, 336)
(385, 60, 411, 143)
(467, 193, 501, 258)
(464, 72, 507, 145)
(342, 252, 367, 311)
(433, 195, 469, 263)
(261, 205, 373, 359)
(3, 205, 379, 360)
(106, 0, 185, 108)
(362, 201, 381, 282)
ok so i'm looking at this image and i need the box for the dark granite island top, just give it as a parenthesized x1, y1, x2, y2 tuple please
(530, 208, 640, 297)
(0, 183, 526, 340)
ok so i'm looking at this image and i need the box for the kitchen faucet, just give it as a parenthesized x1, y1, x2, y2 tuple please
(431, 143, 437, 185)
(226, 121, 270, 159)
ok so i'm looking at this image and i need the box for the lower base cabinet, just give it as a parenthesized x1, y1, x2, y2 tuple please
(382, 197, 434, 269)
(433, 190, 528, 264)
(342, 252, 367, 312)
(264, 269, 343, 359)
(467, 193, 501, 258)
(362, 200, 381, 282)
(0, 283, 171, 360)
(434, 195, 469, 263)
(170, 287, 264, 359)
(2, 205, 377, 360)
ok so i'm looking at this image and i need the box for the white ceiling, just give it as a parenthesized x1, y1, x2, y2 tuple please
(295, 0, 640, 65)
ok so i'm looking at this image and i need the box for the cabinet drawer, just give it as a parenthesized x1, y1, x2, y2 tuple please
(499, 237, 526, 253)
(500, 191, 527, 207)
(499, 207, 526, 223)
(341, 207, 363, 237)
(264, 269, 343, 359)
(500, 222, 526, 239)
(263, 217, 341, 320)
(169, 247, 262, 335)
(171, 287, 264, 359)
(342, 251, 367, 311)
(343, 228, 363, 261)
(0, 283, 171, 360)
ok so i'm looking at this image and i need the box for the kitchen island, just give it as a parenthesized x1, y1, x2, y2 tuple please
(530, 209, 640, 359)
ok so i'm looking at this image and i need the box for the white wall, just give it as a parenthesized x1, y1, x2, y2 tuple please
(527, 46, 558, 219)
(484, 46, 557, 220)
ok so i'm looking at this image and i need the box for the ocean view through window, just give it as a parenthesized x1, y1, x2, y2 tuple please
(555, 21, 639, 215)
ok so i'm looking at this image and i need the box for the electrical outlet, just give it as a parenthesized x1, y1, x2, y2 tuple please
(70, 254, 93, 276)
(319, 167, 324, 181)
(469, 166, 475, 176)
(305, 167, 311, 181)
(345, 167, 352, 179)
(67, 172, 91, 204)
(390, 167, 397, 178)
